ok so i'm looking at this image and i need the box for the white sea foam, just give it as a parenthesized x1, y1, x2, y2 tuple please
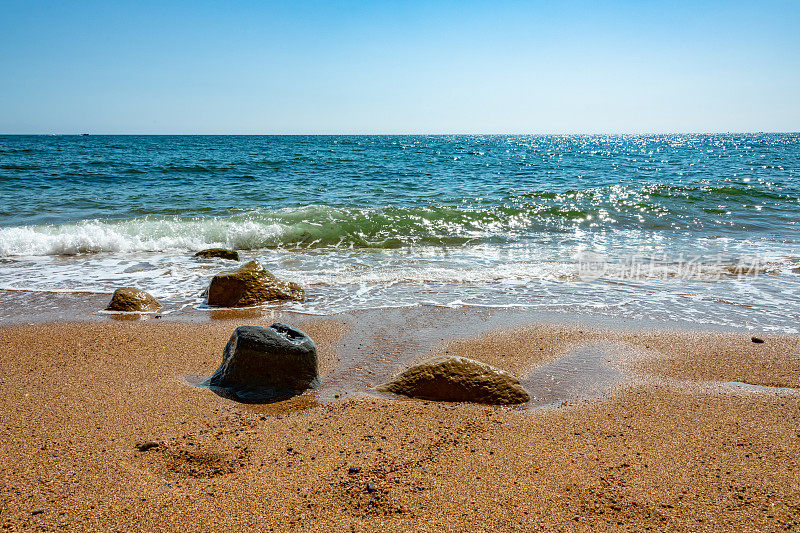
(1, 217, 798, 332)
(0, 219, 288, 256)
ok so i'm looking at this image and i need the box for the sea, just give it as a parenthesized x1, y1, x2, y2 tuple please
(1, 134, 798, 332)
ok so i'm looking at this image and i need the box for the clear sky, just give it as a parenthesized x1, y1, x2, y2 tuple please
(1, 0, 798, 134)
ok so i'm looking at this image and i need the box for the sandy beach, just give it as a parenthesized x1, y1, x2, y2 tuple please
(3, 0, 799, 528)
(1, 309, 798, 532)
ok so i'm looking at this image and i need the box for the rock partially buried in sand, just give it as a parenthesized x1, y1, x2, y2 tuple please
(105, 287, 161, 312)
(377, 355, 530, 405)
(194, 248, 240, 261)
(135, 441, 160, 452)
(207, 261, 304, 307)
(202, 324, 319, 403)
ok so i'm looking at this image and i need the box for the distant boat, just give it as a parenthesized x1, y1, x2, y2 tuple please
(81, 133, 90, 136)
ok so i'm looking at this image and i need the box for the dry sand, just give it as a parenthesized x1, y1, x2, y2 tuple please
(0, 314, 799, 532)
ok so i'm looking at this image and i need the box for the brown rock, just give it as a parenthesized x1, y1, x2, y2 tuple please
(105, 287, 161, 312)
(377, 355, 529, 405)
(194, 248, 239, 261)
(206, 261, 304, 307)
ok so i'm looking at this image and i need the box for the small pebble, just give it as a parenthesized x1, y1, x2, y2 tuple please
(31, 508, 44, 516)
(365, 482, 377, 493)
(348, 466, 361, 475)
(135, 441, 159, 452)
(751, 337, 765, 344)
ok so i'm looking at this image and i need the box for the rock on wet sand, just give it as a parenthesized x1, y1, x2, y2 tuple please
(203, 323, 319, 403)
(105, 287, 161, 312)
(377, 355, 530, 405)
(206, 261, 304, 307)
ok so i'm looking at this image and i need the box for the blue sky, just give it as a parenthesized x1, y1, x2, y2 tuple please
(1, 0, 798, 134)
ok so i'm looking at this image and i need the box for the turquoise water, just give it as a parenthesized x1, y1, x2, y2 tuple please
(1, 134, 798, 331)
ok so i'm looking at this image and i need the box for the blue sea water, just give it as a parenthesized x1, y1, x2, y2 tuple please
(0, 134, 799, 331)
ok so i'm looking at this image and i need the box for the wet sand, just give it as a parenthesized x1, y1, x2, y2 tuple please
(1, 309, 799, 532)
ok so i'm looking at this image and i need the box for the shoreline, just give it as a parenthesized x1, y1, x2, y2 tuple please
(1, 286, 786, 334)
(1, 308, 798, 531)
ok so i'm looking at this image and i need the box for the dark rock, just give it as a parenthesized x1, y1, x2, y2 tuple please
(751, 337, 765, 344)
(31, 508, 44, 516)
(105, 288, 161, 312)
(202, 324, 318, 403)
(377, 355, 530, 405)
(365, 482, 377, 493)
(136, 441, 159, 452)
(206, 261, 304, 307)
(348, 466, 361, 475)
(195, 248, 240, 261)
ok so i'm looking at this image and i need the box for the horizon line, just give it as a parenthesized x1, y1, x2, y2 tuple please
(1, 131, 799, 136)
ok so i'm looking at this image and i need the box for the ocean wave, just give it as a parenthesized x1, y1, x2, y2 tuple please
(513, 184, 798, 205)
(0, 197, 794, 256)
(0, 205, 538, 256)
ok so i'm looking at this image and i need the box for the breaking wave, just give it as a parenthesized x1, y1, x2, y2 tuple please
(0, 187, 795, 257)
